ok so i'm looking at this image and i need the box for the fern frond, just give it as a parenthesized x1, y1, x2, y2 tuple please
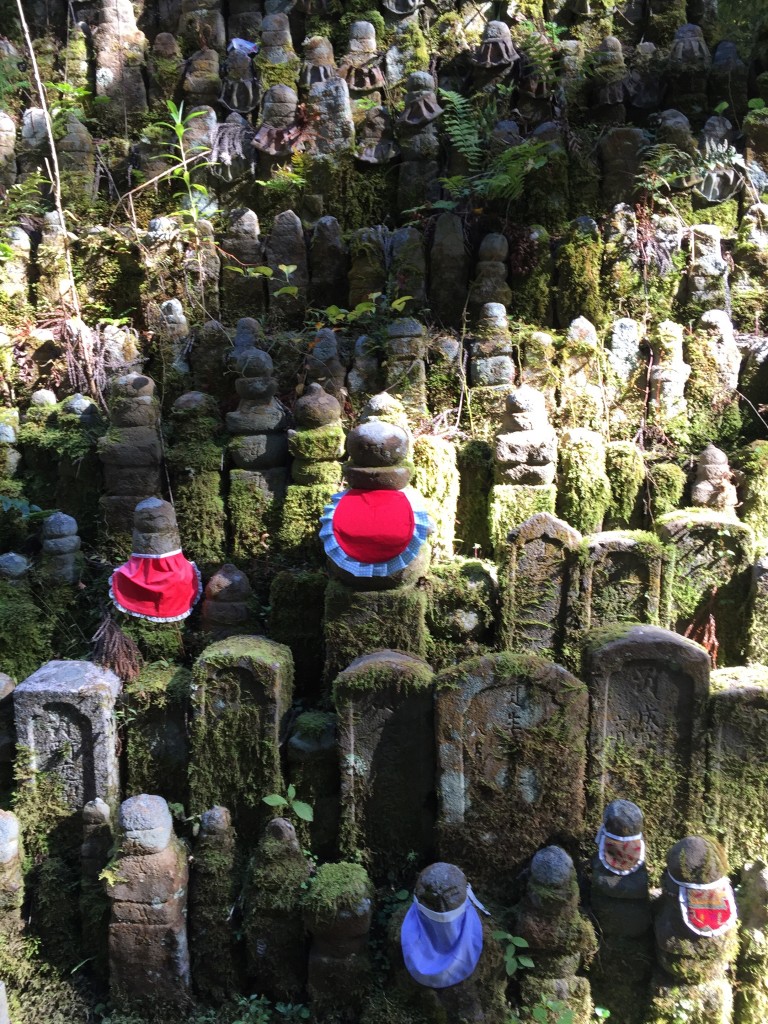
(439, 89, 483, 173)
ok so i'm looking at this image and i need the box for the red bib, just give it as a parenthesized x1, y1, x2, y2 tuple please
(332, 489, 415, 562)
(110, 551, 202, 622)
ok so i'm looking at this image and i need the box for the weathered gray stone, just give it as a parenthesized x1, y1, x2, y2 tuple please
(586, 626, 709, 869)
(334, 651, 434, 875)
(14, 660, 121, 811)
(435, 653, 587, 897)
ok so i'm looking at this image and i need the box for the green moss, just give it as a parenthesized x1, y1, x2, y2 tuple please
(738, 441, 768, 545)
(291, 458, 342, 487)
(288, 423, 345, 460)
(188, 636, 293, 838)
(647, 461, 686, 520)
(332, 650, 433, 699)
(0, 580, 54, 682)
(190, 824, 240, 1000)
(425, 558, 497, 670)
(123, 663, 191, 801)
(646, 980, 733, 1024)
(658, 509, 754, 664)
(456, 438, 493, 557)
(275, 483, 334, 562)
(489, 484, 557, 555)
(120, 614, 185, 663)
(509, 235, 554, 327)
(324, 580, 427, 683)
(228, 469, 283, 563)
(268, 570, 327, 697)
(303, 861, 372, 923)
(398, 22, 430, 74)
(412, 435, 459, 561)
(555, 233, 606, 329)
(605, 440, 645, 528)
(304, 152, 399, 231)
(246, 834, 309, 914)
(557, 430, 611, 535)
(682, 332, 742, 451)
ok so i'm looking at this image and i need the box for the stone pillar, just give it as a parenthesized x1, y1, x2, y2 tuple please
(107, 795, 190, 1006)
(488, 386, 558, 553)
(80, 798, 111, 977)
(590, 801, 653, 1024)
(190, 806, 239, 1000)
(435, 653, 587, 898)
(586, 625, 709, 869)
(304, 861, 373, 1014)
(14, 660, 121, 812)
(384, 318, 427, 418)
(97, 373, 163, 559)
(334, 651, 435, 874)
(500, 512, 581, 665)
(429, 213, 470, 328)
(515, 847, 597, 1023)
(735, 860, 768, 1024)
(226, 333, 289, 562)
(265, 209, 308, 326)
(277, 383, 344, 561)
(245, 817, 310, 999)
(556, 428, 611, 535)
(649, 836, 738, 1024)
(166, 391, 226, 566)
(189, 637, 293, 839)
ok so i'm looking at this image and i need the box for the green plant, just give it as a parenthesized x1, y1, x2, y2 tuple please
(594, 1010, 611, 1021)
(233, 994, 274, 1024)
(262, 783, 314, 822)
(274, 1004, 311, 1021)
(309, 291, 414, 329)
(492, 930, 534, 976)
(158, 99, 212, 231)
(509, 1000, 575, 1024)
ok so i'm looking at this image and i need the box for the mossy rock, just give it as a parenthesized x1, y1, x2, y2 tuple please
(123, 662, 192, 802)
(324, 580, 428, 683)
(275, 483, 335, 563)
(488, 484, 557, 555)
(456, 439, 493, 558)
(269, 570, 327, 699)
(605, 440, 645, 528)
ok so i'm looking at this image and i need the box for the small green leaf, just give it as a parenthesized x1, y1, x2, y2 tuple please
(395, 889, 409, 900)
(254, 265, 274, 277)
(287, 783, 296, 800)
(390, 295, 414, 312)
(292, 800, 314, 822)
(274, 285, 299, 298)
(278, 263, 297, 276)
(510, 936, 530, 947)
(262, 793, 288, 807)
(518, 955, 534, 968)
(492, 930, 512, 941)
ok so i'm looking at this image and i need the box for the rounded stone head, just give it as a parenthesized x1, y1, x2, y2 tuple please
(603, 799, 643, 837)
(666, 836, 728, 886)
(83, 798, 111, 826)
(405, 71, 435, 95)
(119, 794, 173, 854)
(483, 20, 513, 41)
(200, 805, 232, 837)
(294, 382, 341, 428)
(348, 20, 377, 52)
(346, 420, 410, 466)
(305, 36, 334, 64)
(415, 861, 467, 912)
(265, 816, 301, 854)
(204, 563, 252, 602)
(530, 845, 575, 890)
(113, 372, 155, 399)
(478, 232, 508, 262)
(261, 13, 292, 45)
(133, 497, 178, 536)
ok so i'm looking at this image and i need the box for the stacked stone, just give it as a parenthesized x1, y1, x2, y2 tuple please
(41, 511, 81, 584)
(384, 318, 428, 419)
(470, 234, 512, 315)
(258, 14, 299, 83)
(92, 0, 148, 121)
(245, 817, 310, 999)
(305, 329, 346, 397)
(97, 373, 162, 559)
(589, 37, 627, 123)
(80, 799, 112, 977)
(470, 302, 516, 393)
(515, 846, 597, 1023)
(304, 861, 373, 1014)
(398, 71, 441, 215)
(200, 564, 254, 637)
(323, 398, 433, 680)
(190, 806, 239, 1001)
(300, 36, 337, 89)
(691, 445, 738, 513)
(488, 385, 558, 552)
(107, 795, 191, 1006)
(338, 21, 384, 93)
(649, 836, 738, 1024)
(666, 24, 711, 123)
(590, 801, 653, 1024)
(557, 428, 612, 535)
(226, 336, 289, 561)
(390, 862, 506, 1022)
(0, 410, 22, 546)
(166, 391, 227, 567)
(177, 0, 226, 55)
(473, 20, 519, 75)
